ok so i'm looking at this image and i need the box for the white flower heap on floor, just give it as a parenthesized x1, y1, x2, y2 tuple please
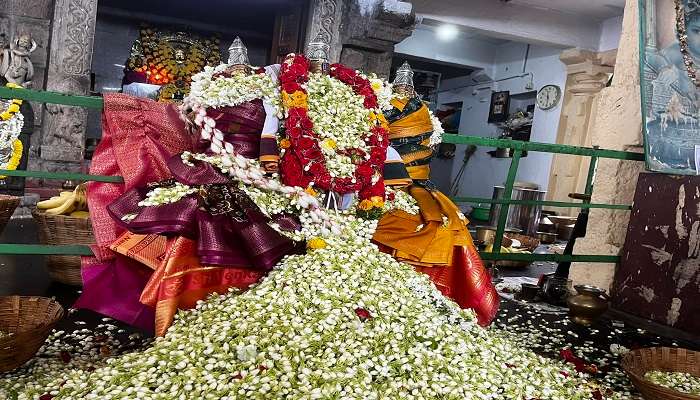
(18, 216, 609, 400)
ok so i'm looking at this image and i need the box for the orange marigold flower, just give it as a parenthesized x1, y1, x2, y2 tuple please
(370, 196, 384, 208)
(304, 186, 318, 197)
(358, 199, 374, 211)
(279, 138, 292, 149)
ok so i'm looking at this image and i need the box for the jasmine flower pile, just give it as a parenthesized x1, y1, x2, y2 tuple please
(5, 215, 615, 400)
(645, 371, 700, 395)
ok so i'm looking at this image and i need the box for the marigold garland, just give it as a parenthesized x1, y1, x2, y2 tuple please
(0, 83, 23, 121)
(0, 139, 23, 179)
(278, 54, 388, 201)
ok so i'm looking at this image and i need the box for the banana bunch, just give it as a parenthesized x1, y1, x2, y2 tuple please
(37, 184, 89, 217)
(484, 244, 531, 254)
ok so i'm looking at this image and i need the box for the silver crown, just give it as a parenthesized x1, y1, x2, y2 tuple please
(227, 36, 249, 65)
(393, 61, 414, 88)
(306, 32, 330, 63)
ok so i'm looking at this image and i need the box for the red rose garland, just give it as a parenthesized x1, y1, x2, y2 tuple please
(278, 54, 388, 201)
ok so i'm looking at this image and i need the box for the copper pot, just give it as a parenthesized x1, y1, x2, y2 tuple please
(567, 285, 610, 326)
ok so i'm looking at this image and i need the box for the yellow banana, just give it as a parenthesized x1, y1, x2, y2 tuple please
(59, 191, 73, 197)
(37, 196, 68, 210)
(69, 210, 90, 218)
(46, 194, 77, 215)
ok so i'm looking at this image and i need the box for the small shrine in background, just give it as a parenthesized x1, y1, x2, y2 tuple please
(123, 25, 221, 102)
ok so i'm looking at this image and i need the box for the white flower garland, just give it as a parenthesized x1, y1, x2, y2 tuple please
(0, 108, 23, 169)
(367, 74, 393, 111)
(185, 64, 283, 117)
(306, 72, 373, 179)
(181, 152, 340, 236)
(428, 108, 444, 148)
(137, 183, 198, 207)
(383, 186, 419, 215)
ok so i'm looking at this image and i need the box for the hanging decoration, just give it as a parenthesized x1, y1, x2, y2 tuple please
(0, 83, 24, 178)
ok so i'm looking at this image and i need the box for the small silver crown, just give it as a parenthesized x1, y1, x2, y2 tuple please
(393, 61, 414, 88)
(306, 32, 330, 63)
(228, 36, 249, 65)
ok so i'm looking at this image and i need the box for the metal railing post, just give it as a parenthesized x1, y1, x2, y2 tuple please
(493, 147, 523, 253)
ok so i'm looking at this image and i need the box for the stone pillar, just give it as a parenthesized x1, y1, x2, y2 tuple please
(304, 0, 345, 63)
(0, 0, 54, 145)
(305, 0, 415, 78)
(546, 49, 614, 216)
(33, 0, 98, 184)
(570, 0, 645, 291)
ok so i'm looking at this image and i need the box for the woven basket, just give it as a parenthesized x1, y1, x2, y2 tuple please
(622, 347, 700, 400)
(0, 195, 20, 235)
(0, 296, 64, 372)
(32, 208, 94, 286)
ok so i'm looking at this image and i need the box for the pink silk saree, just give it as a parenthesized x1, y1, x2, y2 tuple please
(76, 93, 195, 331)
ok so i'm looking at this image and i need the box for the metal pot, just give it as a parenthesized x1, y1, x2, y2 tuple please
(538, 216, 556, 233)
(557, 223, 575, 241)
(536, 231, 557, 244)
(488, 184, 546, 235)
(567, 285, 610, 326)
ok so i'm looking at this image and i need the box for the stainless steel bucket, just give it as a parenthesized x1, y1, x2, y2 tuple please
(488, 185, 546, 235)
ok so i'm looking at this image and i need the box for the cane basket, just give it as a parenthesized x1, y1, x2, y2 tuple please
(622, 347, 700, 400)
(0, 195, 20, 235)
(32, 209, 94, 286)
(0, 296, 64, 372)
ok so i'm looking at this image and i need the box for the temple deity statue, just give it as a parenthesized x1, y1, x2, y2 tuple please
(373, 61, 500, 326)
(188, 36, 281, 172)
(76, 37, 300, 336)
(1, 33, 36, 88)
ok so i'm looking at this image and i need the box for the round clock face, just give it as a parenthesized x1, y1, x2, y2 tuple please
(536, 85, 561, 110)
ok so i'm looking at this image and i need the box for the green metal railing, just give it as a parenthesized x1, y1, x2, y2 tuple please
(0, 87, 644, 264)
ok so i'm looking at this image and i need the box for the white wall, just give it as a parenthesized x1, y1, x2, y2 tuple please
(598, 15, 623, 51)
(436, 43, 567, 201)
(395, 26, 496, 72)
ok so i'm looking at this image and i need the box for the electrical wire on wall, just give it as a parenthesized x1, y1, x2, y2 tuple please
(449, 144, 477, 197)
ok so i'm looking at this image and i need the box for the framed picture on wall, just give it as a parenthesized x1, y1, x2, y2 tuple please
(488, 91, 510, 123)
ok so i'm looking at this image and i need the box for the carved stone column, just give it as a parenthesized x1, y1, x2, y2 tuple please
(305, 0, 345, 63)
(305, 0, 415, 77)
(34, 0, 97, 183)
(546, 48, 615, 216)
(0, 0, 54, 146)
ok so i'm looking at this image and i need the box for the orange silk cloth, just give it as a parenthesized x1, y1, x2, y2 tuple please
(373, 186, 499, 325)
(387, 97, 433, 140)
(111, 233, 264, 336)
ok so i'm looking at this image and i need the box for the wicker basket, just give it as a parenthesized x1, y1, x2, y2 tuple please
(32, 208, 94, 286)
(0, 296, 64, 372)
(622, 347, 700, 400)
(0, 195, 20, 235)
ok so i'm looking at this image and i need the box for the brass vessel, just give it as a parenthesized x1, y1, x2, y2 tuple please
(567, 285, 610, 326)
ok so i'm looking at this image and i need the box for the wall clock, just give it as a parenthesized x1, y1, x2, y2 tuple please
(536, 84, 561, 110)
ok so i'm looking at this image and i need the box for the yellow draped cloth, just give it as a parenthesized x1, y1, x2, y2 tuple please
(374, 95, 499, 325)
